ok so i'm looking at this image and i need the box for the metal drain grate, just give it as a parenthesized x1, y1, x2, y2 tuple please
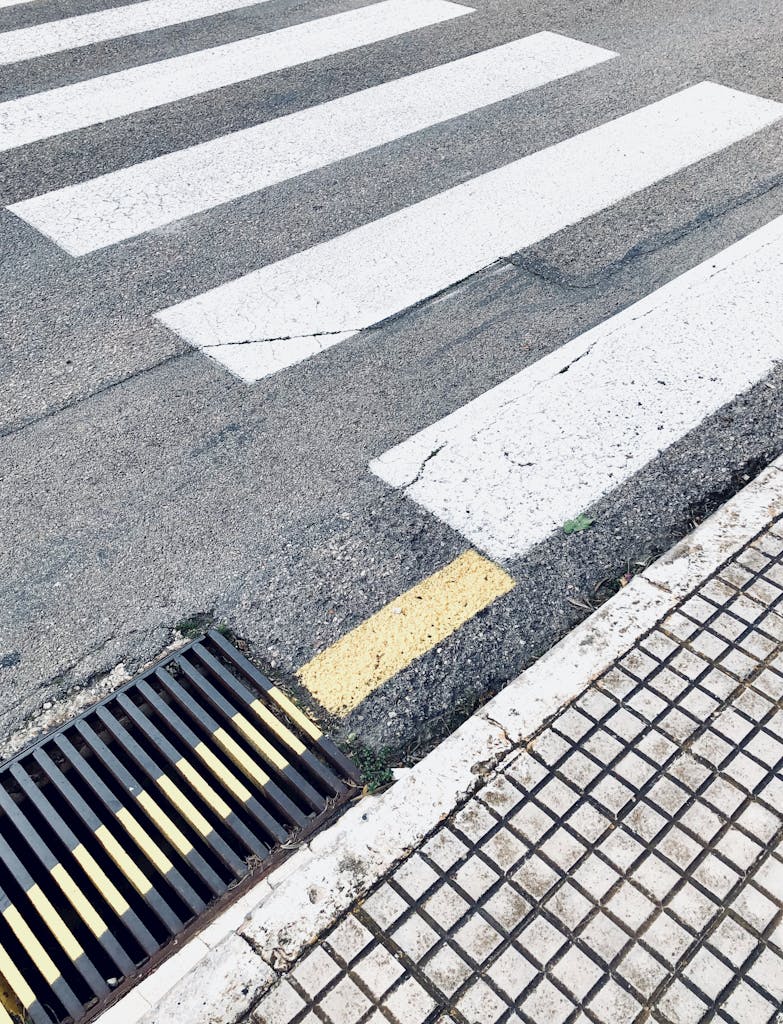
(0, 631, 360, 1024)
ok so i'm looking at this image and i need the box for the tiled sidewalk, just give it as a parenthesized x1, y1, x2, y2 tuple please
(247, 523, 783, 1024)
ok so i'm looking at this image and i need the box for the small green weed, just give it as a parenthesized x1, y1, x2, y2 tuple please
(563, 513, 595, 535)
(345, 740, 394, 793)
(174, 617, 209, 638)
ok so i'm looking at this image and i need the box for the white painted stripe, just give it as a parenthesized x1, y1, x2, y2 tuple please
(0, 0, 471, 151)
(157, 83, 783, 378)
(370, 214, 783, 560)
(12, 33, 616, 256)
(0, 0, 270, 65)
(0, 0, 39, 9)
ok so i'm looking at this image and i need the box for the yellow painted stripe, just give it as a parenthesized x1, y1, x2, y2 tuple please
(0, 941, 37, 1012)
(268, 686, 322, 741)
(50, 864, 107, 939)
(249, 699, 306, 756)
(136, 791, 199, 854)
(71, 844, 131, 916)
(2, 907, 60, 986)
(115, 811, 174, 877)
(155, 774, 213, 839)
(98, 818, 160, 892)
(174, 757, 234, 821)
(26, 885, 83, 962)
(194, 741, 253, 805)
(298, 550, 515, 714)
(230, 712, 288, 772)
(212, 726, 272, 790)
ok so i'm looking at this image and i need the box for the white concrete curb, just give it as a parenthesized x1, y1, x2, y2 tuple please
(96, 460, 783, 1024)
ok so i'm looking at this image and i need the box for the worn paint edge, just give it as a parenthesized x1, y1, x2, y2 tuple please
(297, 549, 515, 715)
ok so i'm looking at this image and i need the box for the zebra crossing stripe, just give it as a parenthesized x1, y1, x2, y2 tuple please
(0, 0, 471, 152)
(0, 0, 273, 66)
(370, 214, 783, 561)
(156, 82, 783, 381)
(11, 33, 616, 256)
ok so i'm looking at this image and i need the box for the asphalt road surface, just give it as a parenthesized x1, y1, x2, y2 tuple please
(2, 0, 783, 760)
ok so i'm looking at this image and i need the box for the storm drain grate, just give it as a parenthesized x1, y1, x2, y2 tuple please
(0, 631, 360, 1024)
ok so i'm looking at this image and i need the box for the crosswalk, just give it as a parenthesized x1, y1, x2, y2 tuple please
(156, 83, 781, 368)
(0, 0, 274, 65)
(0, 0, 469, 150)
(371, 214, 783, 560)
(11, 33, 616, 255)
(4, 0, 783, 573)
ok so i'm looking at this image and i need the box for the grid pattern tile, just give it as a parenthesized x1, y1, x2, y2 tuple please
(247, 523, 783, 1024)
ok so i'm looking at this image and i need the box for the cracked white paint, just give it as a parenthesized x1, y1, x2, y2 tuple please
(203, 331, 358, 381)
(0, 0, 471, 151)
(0, 0, 272, 66)
(157, 83, 783, 368)
(11, 33, 616, 255)
(371, 213, 783, 560)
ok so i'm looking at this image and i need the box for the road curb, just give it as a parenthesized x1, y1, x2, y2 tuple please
(97, 460, 783, 1024)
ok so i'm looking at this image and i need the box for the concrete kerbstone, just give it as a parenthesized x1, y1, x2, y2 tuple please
(644, 464, 783, 599)
(241, 716, 509, 969)
(481, 576, 674, 744)
(138, 934, 273, 1024)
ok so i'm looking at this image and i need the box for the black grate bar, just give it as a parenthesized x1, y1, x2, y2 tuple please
(204, 631, 359, 782)
(0, 928, 58, 1024)
(173, 655, 312, 828)
(0, 787, 109, 1000)
(53, 732, 200, 927)
(82, 712, 233, 889)
(184, 645, 329, 813)
(114, 691, 269, 862)
(137, 674, 281, 849)
(150, 666, 291, 843)
(0, 874, 82, 1024)
(7, 762, 137, 978)
(62, 727, 204, 922)
(29, 748, 159, 957)
(0, 828, 100, 1016)
(186, 641, 346, 806)
(0, 634, 358, 1022)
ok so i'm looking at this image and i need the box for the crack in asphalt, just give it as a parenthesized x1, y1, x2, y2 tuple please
(396, 336, 604, 489)
(507, 170, 783, 290)
(0, 349, 190, 441)
(401, 442, 447, 490)
(207, 328, 358, 348)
